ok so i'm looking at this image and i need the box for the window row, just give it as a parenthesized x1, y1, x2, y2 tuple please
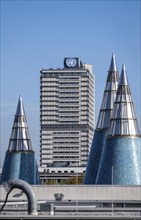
(41, 78, 58, 81)
(41, 106, 57, 110)
(59, 78, 79, 82)
(41, 98, 58, 101)
(41, 92, 58, 96)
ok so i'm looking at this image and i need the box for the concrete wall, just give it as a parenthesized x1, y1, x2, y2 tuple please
(0, 185, 141, 202)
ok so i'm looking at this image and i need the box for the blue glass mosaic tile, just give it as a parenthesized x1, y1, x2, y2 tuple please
(83, 129, 108, 184)
(96, 137, 141, 185)
(1, 151, 41, 185)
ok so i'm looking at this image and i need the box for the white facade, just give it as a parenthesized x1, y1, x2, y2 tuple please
(40, 58, 95, 172)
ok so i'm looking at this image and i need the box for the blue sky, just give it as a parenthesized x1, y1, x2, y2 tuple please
(0, 0, 140, 166)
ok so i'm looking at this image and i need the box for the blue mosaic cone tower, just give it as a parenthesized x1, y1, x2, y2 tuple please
(96, 65, 141, 185)
(83, 54, 119, 184)
(1, 96, 41, 185)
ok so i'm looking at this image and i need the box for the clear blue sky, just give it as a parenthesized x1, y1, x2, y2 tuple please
(0, 0, 140, 166)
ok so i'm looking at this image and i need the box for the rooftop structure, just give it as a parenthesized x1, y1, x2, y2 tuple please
(83, 54, 119, 184)
(0, 185, 141, 219)
(1, 96, 40, 185)
(96, 65, 141, 184)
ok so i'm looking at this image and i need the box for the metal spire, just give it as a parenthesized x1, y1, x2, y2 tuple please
(108, 64, 140, 136)
(8, 96, 33, 151)
(97, 53, 119, 129)
(16, 95, 25, 116)
(119, 64, 128, 85)
(1, 96, 41, 184)
(83, 54, 119, 184)
(96, 65, 141, 185)
(109, 53, 117, 72)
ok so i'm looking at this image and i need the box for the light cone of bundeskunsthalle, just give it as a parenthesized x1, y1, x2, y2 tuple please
(1, 96, 41, 185)
(96, 65, 141, 185)
(83, 54, 119, 184)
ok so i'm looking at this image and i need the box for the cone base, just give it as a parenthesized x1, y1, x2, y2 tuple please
(96, 137, 141, 185)
(1, 151, 41, 185)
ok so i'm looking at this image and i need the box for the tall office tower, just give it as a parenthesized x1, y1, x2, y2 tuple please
(96, 65, 141, 185)
(83, 54, 119, 184)
(1, 96, 40, 185)
(40, 57, 95, 173)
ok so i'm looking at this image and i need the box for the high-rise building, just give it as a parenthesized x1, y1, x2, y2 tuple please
(40, 57, 95, 174)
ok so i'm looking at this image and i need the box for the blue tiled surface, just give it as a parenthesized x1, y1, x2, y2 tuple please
(83, 129, 108, 184)
(1, 151, 41, 185)
(96, 137, 141, 185)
